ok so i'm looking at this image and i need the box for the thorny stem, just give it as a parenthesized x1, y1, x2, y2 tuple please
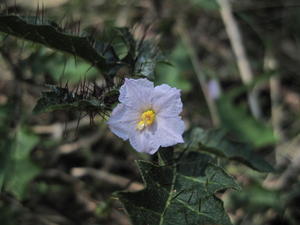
(217, 0, 262, 119)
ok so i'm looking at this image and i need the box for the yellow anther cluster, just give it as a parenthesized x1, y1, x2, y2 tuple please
(136, 110, 156, 130)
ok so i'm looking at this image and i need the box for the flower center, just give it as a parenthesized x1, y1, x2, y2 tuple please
(136, 110, 156, 130)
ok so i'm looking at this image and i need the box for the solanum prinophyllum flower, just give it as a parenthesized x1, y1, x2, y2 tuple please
(107, 78, 185, 154)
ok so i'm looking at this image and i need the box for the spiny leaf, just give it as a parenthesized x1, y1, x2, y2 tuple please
(116, 150, 239, 225)
(0, 15, 120, 80)
(187, 127, 274, 172)
(0, 14, 164, 81)
(134, 41, 166, 80)
(32, 85, 118, 114)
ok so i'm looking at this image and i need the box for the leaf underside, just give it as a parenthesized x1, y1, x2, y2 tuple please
(117, 150, 240, 225)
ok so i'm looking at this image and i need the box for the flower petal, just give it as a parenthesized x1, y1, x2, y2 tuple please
(151, 84, 183, 117)
(107, 103, 139, 140)
(108, 78, 185, 155)
(129, 128, 160, 154)
(154, 116, 185, 147)
(119, 78, 154, 109)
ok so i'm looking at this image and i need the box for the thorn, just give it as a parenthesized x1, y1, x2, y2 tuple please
(35, 2, 40, 25)
(89, 112, 95, 126)
(75, 81, 80, 96)
(59, 13, 68, 31)
(63, 115, 68, 137)
(84, 64, 94, 78)
(75, 112, 82, 136)
(137, 24, 149, 50)
(78, 20, 81, 36)
(78, 78, 82, 97)
(63, 19, 68, 32)
(60, 57, 67, 86)
(70, 83, 77, 94)
(17, 40, 25, 59)
(171, 190, 184, 201)
(82, 75, 87, 98)
(14, 0, 17, 14)
(42, 2, 45, 23)
(64, 80, 69, 90)
(4, 0, 8, 15)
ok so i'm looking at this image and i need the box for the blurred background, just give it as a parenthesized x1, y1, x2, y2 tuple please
(0, 0, 300, 224)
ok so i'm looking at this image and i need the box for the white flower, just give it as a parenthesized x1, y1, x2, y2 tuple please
(107, 78, 185, 154)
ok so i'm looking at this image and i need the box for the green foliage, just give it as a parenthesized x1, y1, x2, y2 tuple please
(0, 15, 115, 80)
(0, 103, 16, 191)
(229, 183, 281, 213)
(0, 138, 15, 192)
(0, 102, 40, 199)
(29, 49, 98, 83)
(0, 13, 167, 115)
(187, 127, 273, 172)
(134, 41, 165, 81)
(0, 201, 19, 225)
(156, 42, 192, 91)
(188, 0, 218, 10)
(116, 149, 239, 225)
(1, 131, 39, 199)
(217, 95, 276, 147)
(32, 85, 118, 114)
(0, 14, 163, 82)
(4, 128, 40, 199)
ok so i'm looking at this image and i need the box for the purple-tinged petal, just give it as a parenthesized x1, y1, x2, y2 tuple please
(208, 79, 221, 99)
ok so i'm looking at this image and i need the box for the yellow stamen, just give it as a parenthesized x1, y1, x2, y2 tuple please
(136, 110, 156, 130)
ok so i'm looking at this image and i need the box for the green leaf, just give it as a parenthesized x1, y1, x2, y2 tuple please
(4, 128, 40, 199)
(155, 42, 192, 91)
(134, 41, 166, 80)
(188, 0, 219, 10)
(0, 14, 163, 81)
(0, 97, 39, 200)
(0, 104, 16, 191)
(32, 85, 118, 114)
(0, 138, 15, 191)
(0, 15, 121, 79)
(29, 50, 98, 83)
(217, 92, 276, 147)
(187, 127, 274, 172)
(116, 150, 239, 225)
(110, 28, 132, 60)
(229, 183, 281, 213)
